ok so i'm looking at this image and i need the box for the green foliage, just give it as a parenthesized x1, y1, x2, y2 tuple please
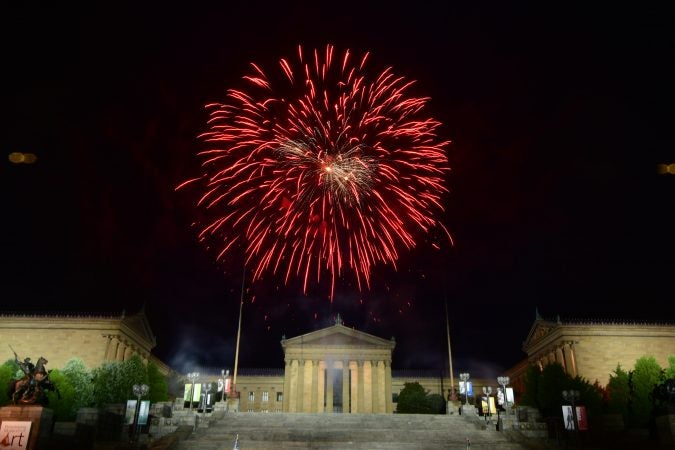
(665, 355, 675, 380)
(520, 365, 541, 408)
(62, 358, 94, 408)
(396, 382, 433, 414)
(629, 356, 663, 426)
(46, 369, 77, 421)
(92, 355, 149, 406)
(0, 359, 20, 405)
(571, 376, 604, 418)
(607, 364, 630, 418)
(427, 394, 446, 414)
(537, 363, 571, 416)
(147, 362, 169, 402)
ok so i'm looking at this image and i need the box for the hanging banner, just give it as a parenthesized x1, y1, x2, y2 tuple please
(125, 400, 137, 425)
(505, 387, 514, 404)
(562, 405, 576, 430)
(138, 400, 151, 426)
(576, 406, 588, 430)
(459, 381, 473, 396)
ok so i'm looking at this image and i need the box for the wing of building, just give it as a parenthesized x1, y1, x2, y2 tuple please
(508, 314, 675, 388)
(0, 309, 171, 375)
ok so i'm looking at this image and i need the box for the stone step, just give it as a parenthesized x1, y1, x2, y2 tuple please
(176, 413, 527, 450)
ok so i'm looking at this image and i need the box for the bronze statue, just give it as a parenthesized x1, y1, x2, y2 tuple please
(7, 348, 59, 406)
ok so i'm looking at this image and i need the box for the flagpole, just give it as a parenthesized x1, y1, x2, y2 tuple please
(232, 265, 245, 397)
(445, 298, 456, 401)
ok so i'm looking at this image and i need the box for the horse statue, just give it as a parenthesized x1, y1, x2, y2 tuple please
(8, 352, 60, 406)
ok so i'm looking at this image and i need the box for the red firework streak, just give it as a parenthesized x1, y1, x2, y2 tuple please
(178, 44, 452, 300)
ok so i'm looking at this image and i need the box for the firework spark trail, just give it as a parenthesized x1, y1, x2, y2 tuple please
(180, 44, 451, 300)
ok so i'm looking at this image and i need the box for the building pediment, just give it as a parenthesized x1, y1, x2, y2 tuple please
(282, 324, 395, 351)
(522, 319, 559, 351)
(121, 310, 157, 350)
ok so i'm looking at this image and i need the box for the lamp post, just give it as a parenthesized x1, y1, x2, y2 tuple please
(132, 383, 149, 442)
(459, 373, 470, 407)
(187, 372, 200, 412)
(497, 376, 510, 416)
(562, 389, 580, 432)
(482, 386, 493, 423)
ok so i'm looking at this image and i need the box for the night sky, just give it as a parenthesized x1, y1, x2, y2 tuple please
(3, 3, 674, 379)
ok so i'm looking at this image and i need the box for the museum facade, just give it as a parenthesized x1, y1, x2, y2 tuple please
(2, 310, 673, 413)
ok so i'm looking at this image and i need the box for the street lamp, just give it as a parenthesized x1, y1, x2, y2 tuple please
(562, 389, 580, 431)
(459, 373, 470, 407)
(497, 376, 510, 416)
(187, 372, 200, 412)
(482, 386, 493, 423)
(132, 383, 149, 442)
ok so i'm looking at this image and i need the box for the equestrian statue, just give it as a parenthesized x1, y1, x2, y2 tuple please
(7, 346, 60, 406)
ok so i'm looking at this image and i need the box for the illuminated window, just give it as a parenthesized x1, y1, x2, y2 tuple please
(248, 391, 254, 402)
(276, 392, 283, 402)
(262, 391, 269, 402)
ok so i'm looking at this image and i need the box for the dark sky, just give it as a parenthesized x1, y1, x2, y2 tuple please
(3, 3, 674, 379)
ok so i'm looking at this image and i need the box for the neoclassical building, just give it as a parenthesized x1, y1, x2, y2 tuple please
(508, 314, 675, 387)
(199, 319, 495, 413)
(0, 309, 170, 375)
(280, 315, 396, 413)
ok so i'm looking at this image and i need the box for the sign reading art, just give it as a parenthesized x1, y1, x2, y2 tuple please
(0, 421, 32, 449)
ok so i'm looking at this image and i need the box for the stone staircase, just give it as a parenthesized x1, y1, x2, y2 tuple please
(175, 412, 527, 450)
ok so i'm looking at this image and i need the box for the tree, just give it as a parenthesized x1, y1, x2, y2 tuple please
(537, 363, 570, 417)
(147, 362, 169, 402)
(665, 355, 675, 380)
(397, 382, 432, 414)
(520, 365, 542, 408)
(0, 359, 20, 405)
(630, 356, 663, 426)
(427, 394, 446, 414)
(46, 369, 77, 421)
(62, 358, 94, 408)
(606, 364, 630, 420)
(92, 355, 149, 405)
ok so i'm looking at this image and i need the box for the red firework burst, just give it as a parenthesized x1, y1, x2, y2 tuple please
(178, 44, 451, 299)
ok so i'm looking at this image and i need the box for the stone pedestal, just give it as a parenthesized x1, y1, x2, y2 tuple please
(0, 406, 53, 450)
(227, 398, 240, 413)
(459, 404, 476, 416)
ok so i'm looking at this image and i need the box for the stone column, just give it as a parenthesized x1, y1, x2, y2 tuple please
(349, 361, 358, 413)
(116, 340, 125, 361)
(357, 360, 365, 413)
(318, 361, 325, 413)
(555, 346, 566, 371)
(377, 361, 386, 413)
(311, 360, 319, 412)
(568, 342, 579, 377)
(371, 360, 379, 413)
(289, 359, 298, 412)
(384, 361, 393, 413)
(283, 359, 292, 412)
(326, 362, 334, 413)
(363, 361, 377, 413)
(296, 359, 305, 412)
(342, 361, 350, 413)
(123, 345, 133, 361)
